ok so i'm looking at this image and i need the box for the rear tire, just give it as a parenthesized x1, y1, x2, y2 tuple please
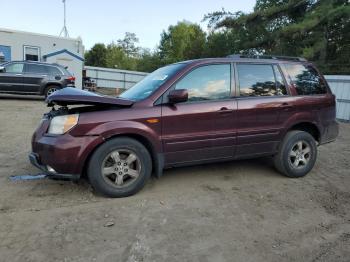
(44, 85, 59, 98)
(274, 130, 317, 178)
(87, 137, 152, 198)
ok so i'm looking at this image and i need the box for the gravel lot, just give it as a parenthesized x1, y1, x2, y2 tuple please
(0, 95, 349, 262)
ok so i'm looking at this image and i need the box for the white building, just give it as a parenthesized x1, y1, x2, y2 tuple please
(0, 27, 84, 88)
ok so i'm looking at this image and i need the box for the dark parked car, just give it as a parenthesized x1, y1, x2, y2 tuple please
(0, 61, 75, 97)
(29, 55, 339, 197)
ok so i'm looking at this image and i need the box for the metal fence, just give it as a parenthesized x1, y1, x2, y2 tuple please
(84, 66, 148, 90)
(325, 75, 350, 121)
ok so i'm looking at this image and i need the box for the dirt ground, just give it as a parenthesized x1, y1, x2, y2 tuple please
(0, 95, 349, 262)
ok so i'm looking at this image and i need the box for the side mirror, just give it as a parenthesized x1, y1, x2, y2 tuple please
(0, 66, 5, 73)
(168, 89, 188, 104)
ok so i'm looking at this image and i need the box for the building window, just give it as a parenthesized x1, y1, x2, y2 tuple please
(24, 46, 40, 61)
(0, 52, 5, 63)
(0, 45, 11, 62)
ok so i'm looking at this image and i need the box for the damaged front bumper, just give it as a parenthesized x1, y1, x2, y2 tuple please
(29, 152, 80, 180)
(29, 104, 105, 181)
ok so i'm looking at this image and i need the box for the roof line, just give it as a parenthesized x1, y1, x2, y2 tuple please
(43, 49, 84, 62)
(0, 27, 82, 42)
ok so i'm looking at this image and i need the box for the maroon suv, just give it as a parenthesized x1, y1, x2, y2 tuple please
(29, 55, 339, 197)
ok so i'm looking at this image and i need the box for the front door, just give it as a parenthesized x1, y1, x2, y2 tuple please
(22, 63, 48, 93)
(235, 63, 295, 158)
(161, 63, 237, 166)
(0, 62, 24, 93)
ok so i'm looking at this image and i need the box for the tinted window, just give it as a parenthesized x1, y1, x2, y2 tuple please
(5, 63, 24, 73)
(25, 64, 48, 74)
(175, 64, 231, 101)
(273, 65, 288, 95)
(47, 66, 62, 75)
(119, 63, 186, 101)
(284, 64, 326, 95)
(237, 64, 278, 97)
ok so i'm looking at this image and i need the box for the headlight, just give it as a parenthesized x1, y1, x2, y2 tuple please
(48, 114, 79, 135)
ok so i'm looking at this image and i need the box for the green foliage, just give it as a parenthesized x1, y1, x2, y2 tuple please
(106, 42, 138, 71)
(85, 22, 206, 72)
(136, 49, 163, 72)
(85, 1, 349, 74)
(204, 0, 350, 74)
(85, 34, 142, 71)
(84, 43, 107, 68)
(159, 21, 207, 63)
(204, 30, 236, 57)
(117, 32, 140, 57)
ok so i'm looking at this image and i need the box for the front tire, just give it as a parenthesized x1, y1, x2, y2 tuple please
(274, 130, 317, 178)
(87, 137, 152, 198)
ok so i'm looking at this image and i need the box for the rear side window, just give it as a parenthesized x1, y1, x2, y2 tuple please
(25, 64, 48, 74)
(47, 66, 63, 75)
(284, 64, 327, 95)
(175, 64, 231, 101)
(237, 64, 283, 97)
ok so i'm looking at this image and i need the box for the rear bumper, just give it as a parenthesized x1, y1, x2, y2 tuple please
(29, 152, 80, 180)
(320, 120, 339, 144)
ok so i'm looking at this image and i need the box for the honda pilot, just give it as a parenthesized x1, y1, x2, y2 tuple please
(29, 55, 339, 197)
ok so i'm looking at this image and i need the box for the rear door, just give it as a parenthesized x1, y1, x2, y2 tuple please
(161, 63, 237, 165)
(23, 63, 48, 93)
(283, 63, 333, 134)
(0, 62, 24, 93)
(235, 63, 295, 158)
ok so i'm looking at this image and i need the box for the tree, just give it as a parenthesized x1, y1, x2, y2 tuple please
(204, 30, 237, 57)
(106, 42, 138, 71)
(159, 21, 206, 64)
(84, 43, 108, 67)
(203, 0, 350, 74)
(136, 49, 162, 72)
(117, 32, 140, 57)
(85, 34, 141, 71)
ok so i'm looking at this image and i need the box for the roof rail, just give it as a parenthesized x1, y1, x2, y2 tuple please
(227, 54, 307, 62)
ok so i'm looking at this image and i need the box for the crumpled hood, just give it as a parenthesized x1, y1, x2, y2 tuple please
(46, 87, 134, 107)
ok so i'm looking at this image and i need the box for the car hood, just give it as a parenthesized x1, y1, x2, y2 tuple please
(46, 87, 134, 107)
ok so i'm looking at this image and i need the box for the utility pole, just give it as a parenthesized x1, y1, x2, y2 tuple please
(59, 0, 69, 37)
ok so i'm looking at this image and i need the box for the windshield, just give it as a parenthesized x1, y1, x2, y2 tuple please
(119, 63, 186, 101)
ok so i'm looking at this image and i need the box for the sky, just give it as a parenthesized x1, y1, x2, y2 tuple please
(1, 0, 256, 51)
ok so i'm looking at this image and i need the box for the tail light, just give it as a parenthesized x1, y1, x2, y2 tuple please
(67, 76, 75, 82)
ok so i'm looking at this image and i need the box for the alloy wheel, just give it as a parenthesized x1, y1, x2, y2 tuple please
(47, 87, 58, 96)
(101, 149, 141, 188)
(288, 140, 311, 169)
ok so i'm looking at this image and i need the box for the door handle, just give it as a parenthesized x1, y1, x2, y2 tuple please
(279, 102, 293, 110)
(218, 107, 234, 114)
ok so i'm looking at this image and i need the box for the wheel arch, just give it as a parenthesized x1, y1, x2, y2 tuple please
(82, 133, 163, 179)
(287, 122, 321, 142)
(41, 82, 63, 95)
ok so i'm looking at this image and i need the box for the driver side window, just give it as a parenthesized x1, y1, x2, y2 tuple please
(175, 64, 231, 102)
(5, 63, 24, 73)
